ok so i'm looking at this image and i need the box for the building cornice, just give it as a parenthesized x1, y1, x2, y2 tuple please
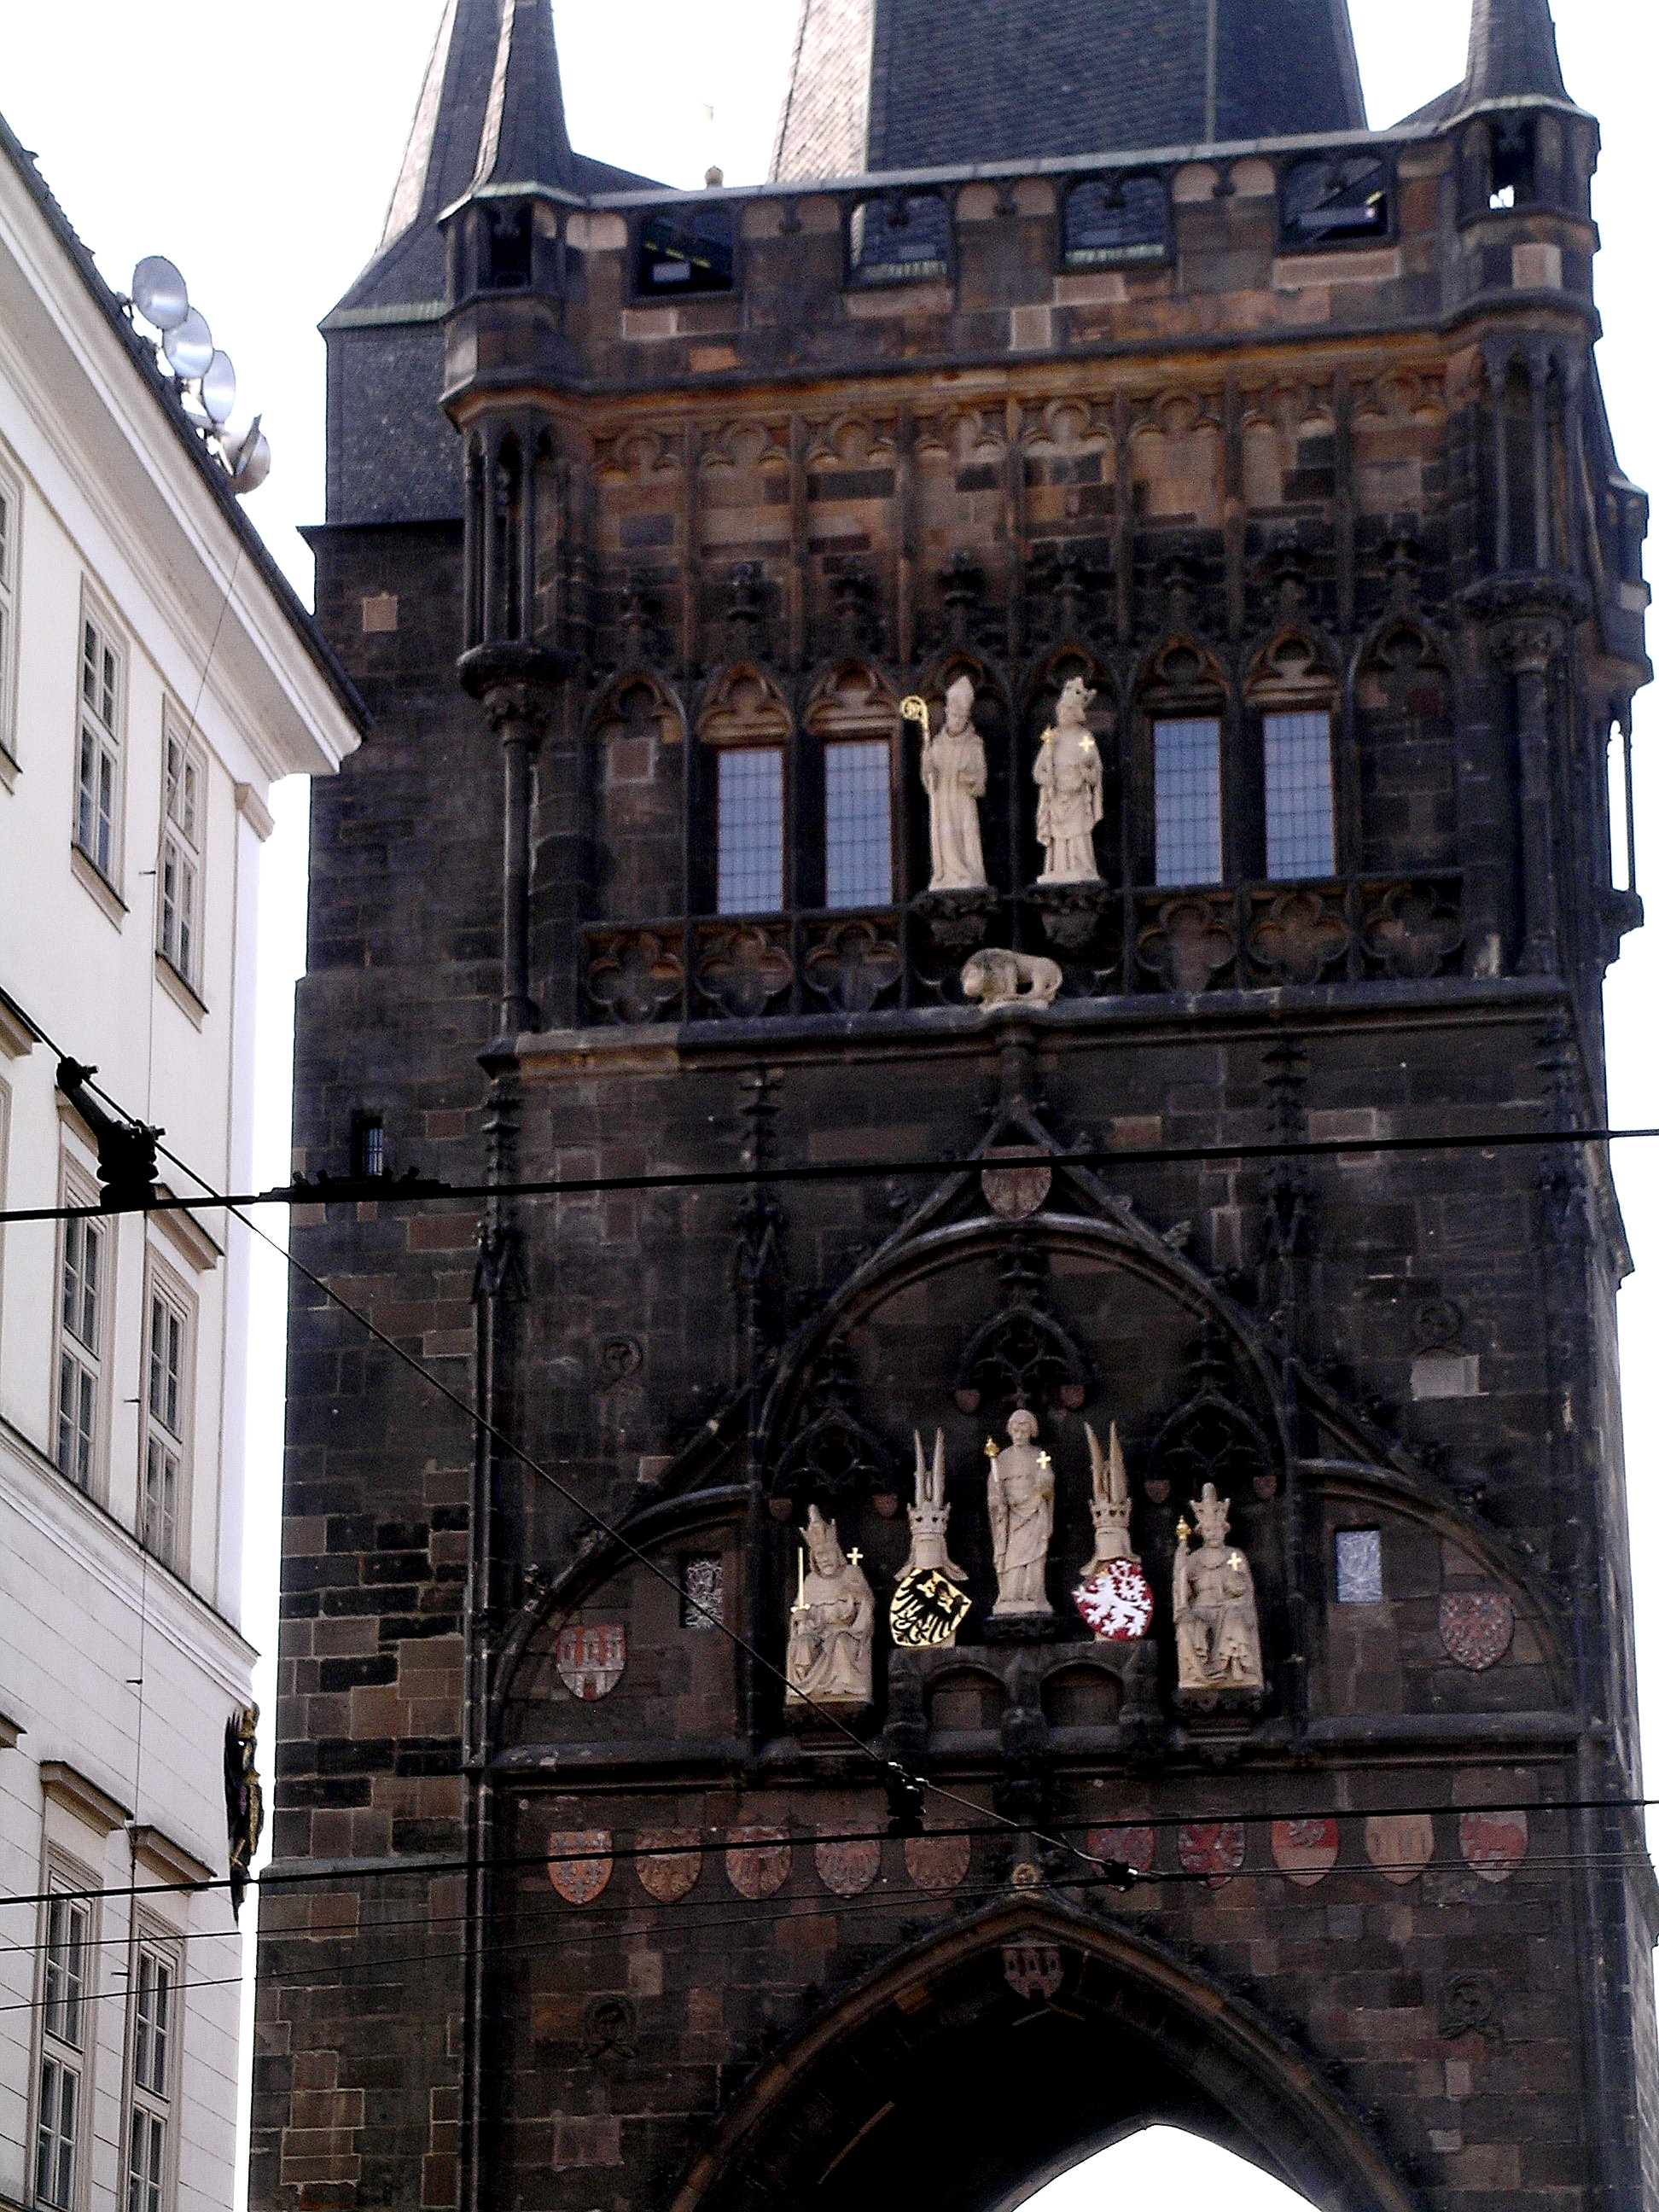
(0, 1418, 257, 1690)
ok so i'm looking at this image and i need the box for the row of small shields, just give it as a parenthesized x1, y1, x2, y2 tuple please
(1087, 1808, 1531, 1889)
(547, 1823, 973, 1905)
(548, 1807, 1529, 1904)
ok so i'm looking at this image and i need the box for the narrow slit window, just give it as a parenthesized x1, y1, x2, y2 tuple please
(36, 1892, 89, 2211)
(159, 724, 204, 989)
(717, 748, 784, 915)
(824, 739, 892, 909)
(126, 1943, 176, 2212)
(1263, 709, 1336, 880)
(77, 610, 122, 880)
(143, 1285, 188, 1569)
(1154, 718, 1223, 887)
(0, 471, 17, 758)
(56, 1204, 104, 1492)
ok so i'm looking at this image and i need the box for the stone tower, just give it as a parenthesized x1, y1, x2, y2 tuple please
(254, 0, 1656, 2206)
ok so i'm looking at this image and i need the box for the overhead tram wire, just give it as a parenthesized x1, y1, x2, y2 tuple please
(2, 1841, 1656, 2030)
(3, 1781, 1655, 1921)
(0, 1121, 1653, 1229)
(15, 1008, 1644, 1903)
(16, 1010, 1115, 1888)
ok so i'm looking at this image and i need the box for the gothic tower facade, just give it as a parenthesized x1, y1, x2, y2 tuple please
(254, 0, 1656, 2205)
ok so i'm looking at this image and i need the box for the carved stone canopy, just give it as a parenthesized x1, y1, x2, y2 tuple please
(952, 1240, 1091, 1417)
(770, 1338, 901, 1519)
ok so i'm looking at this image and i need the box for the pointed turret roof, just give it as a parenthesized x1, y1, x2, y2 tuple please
(323, 0, 659, 528)
(771, 0, 1369, 181)
(1458, 0, 1571, 111)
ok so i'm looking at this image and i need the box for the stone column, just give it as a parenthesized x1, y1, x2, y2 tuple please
(460, 642, 568, 1036)
(1464, 573, 1587, 980)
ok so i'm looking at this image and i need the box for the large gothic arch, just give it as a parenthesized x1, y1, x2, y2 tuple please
(672, 1897, 1418, 2212)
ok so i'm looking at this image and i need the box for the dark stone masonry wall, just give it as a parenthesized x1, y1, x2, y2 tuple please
(253, 20, 1657, 2212)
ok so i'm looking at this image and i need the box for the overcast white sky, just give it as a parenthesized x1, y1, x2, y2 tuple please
(3, 3, 1656, 2204)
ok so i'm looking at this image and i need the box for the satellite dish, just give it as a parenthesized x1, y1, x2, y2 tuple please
(131, 255, 189, 332)
(201, 352, 236, 426)
(226, 416, 271, 496)
(163, 308, 214, 381)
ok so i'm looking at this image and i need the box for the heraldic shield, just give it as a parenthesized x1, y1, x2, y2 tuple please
(556, 1624, 627, 1701)
(890, 1566, 974, 1649)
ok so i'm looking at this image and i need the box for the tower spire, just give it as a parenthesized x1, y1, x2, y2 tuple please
(1457, 0, 1570, 112)
(471, 0, 575, 198)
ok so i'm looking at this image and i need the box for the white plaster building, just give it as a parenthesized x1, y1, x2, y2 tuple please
(0, 110, 364, 2212)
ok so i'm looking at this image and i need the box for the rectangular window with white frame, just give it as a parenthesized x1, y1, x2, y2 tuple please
(75, 599, 124, 882)
(157, 716, 205, 992)
(55, 1167, 107, 1496)
(0, 457, 20, 764)
(125, 1937, 178, 2212)
(34, 1886, 90, 2211)
(142, 1265, 193, 1571)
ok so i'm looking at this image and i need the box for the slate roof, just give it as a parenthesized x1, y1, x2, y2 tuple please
(771, 0, 1369, 181)
(1459, 0, 1570, 109)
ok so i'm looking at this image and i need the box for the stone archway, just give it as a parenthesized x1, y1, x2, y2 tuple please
(673, 1900, 1417, 2212)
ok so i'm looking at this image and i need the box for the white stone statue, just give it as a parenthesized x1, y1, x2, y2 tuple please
(1033, 675, 1103, 882)
(1081, 1421, 1137, 1576)
(902, 1429, 967, 1582)
(912, 677, 988, 891)
(786, 1506, 875, 1708)
(1173, 1483, 1263, 1694)
(986, 1409, 1055, 1617)
(960, 946, 1064, 1009)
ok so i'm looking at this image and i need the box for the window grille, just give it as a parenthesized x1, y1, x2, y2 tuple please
(849, 195, 950, 282)
(1154, 718, 1223, 886)
(143, 1288, 187, 1568)
(0, 470, 16, 758)
(716, 748, 784, 915)
(36, 1894, 88, 2210)
(1335, 1528, 1383, 1604)
(159, 725, 203, 988)
(126, 1945, 175, 2212)
(55, 1203, 104, 1492)
(637, 207, 735, 294)
(1063, 176, 1167, 265)
(824, 740, 892, 909)
(682, 1554, 724, 1630)
(77, 611, 121, 879)
(1263, 709, 1336, 880)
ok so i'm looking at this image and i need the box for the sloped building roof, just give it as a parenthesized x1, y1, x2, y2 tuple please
(771, 0, 1369, 181)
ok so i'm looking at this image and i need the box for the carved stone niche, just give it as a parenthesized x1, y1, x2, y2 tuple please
(952, 1240, 1091, 1416)
(768, 1339, 903, 1522)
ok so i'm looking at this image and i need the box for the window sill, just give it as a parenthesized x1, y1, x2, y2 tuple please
(154, 952, 207, 1029)
(69, 843, 126, 928)
(0, 743, 16, 793)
